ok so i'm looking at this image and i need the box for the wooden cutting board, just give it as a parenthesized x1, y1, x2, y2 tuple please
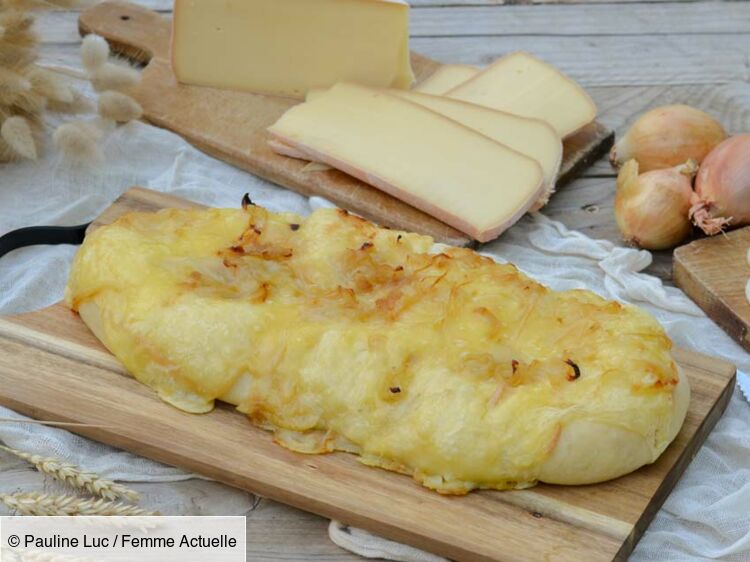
(77, 1, 614, 248)
(0, 187, 736, 562)
(674, 226, 750, 353)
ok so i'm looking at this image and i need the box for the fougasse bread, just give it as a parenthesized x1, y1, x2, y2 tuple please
(65, 204, 689, 494)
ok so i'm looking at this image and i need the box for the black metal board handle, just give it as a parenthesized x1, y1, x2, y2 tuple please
(0, 223, 91, 259)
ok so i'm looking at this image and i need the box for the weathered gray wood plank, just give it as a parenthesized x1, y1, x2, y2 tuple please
(36, 2, 750, 41)
(246, 500, 358, 561)
(36, 33, 750, 88)
(410, 0, 712, 4)
(96, 0, 714, 8)
(411, 35, 750, 86)
(410, 3, 750, 36)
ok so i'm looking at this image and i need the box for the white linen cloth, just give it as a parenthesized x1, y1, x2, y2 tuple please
(1, 83, 749, 560)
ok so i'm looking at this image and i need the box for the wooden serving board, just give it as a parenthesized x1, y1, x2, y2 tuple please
(0, 187, 736, 562)
(674, 226, 750, 353)
(77, 1, 614, 248)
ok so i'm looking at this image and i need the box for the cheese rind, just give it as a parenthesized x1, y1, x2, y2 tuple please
(171, 0, 415, 98)
(390, 90, 562, 209)
(268, 83, 543, 241)
(448, 52, 596, 138)
(413, 64, 479, 95)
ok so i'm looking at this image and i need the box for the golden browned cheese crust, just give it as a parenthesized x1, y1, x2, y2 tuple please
(65, 206, 688, 493)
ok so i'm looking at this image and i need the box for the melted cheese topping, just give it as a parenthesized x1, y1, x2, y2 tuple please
(65, 206, 683, 493)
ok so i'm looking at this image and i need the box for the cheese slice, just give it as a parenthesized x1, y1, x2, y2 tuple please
(171, 0, 415, 98)
(390, 91, 562, 209)
(448, 52, 596, 138)
(414, 64, 479, 95)
(268, 83, 543, 241)
(284, 88, 561, 210)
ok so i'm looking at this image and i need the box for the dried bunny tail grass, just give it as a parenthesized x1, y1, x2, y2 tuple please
(46, 86, 92, 114)
(11, 85, 45, 115)
(0, 41, 37, 67)
(0, 444, 139, 501)
(0, 492, 157, 516)
(0, 8, 34, 35)
(26, 66, 72, 103)
(0, 23, 36, 49)
(80, 33, 108, 72)
(89, 60, 139, 92)
(53, 119, 104, 163)
(0, 64, 46, 115)
(0, 65, 32, 105)
(1, 115, 36, 158)
(0, 136, 18, 161)
(97, 90, 141, 122)
(37, 63, 86, 80)
(0, 11, 36, 51)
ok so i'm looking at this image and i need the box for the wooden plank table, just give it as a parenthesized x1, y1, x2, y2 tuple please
(4, 1, 750, 560)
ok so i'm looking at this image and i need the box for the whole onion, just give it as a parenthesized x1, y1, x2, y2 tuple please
(615, 159, 695, 250)
(690, 134, 750, 235)
(610, 105, 727, 173)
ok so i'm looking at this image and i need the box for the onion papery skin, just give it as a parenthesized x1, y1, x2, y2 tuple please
(691, 134, 750, 235)
(615, 160, 694, 250)
(610, 105, 727, 173)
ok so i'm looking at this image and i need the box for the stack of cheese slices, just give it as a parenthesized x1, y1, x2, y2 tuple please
(172, 0, 597, 242)
(266, 56, 596, 242)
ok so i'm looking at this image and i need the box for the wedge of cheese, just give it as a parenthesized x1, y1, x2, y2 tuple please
(268, 83, 543, 241)
(171, 0, 415, 98)
(448, 52, 596, 138)
(414, 64, 479, 95)
(390, 91, 562, 209)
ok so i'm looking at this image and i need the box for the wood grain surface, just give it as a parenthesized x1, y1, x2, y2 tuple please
(0, 187, 737, 562)
(674, 226, 750, 353)
(76, 1, 613, 247)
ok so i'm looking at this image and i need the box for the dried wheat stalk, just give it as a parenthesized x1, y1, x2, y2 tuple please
(0, 444, 139, 502)
(0, 492, 157, 516)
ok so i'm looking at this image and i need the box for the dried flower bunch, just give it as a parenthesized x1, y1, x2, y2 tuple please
(0, 0, 143, 164)
(53, 32, 143, 163)
(0, 0, 82, 162)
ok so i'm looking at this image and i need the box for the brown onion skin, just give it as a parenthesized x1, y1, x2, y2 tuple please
(691, 134, 750, 234)
(610, 105, 727, 172)
(615, 160, 694, 250)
